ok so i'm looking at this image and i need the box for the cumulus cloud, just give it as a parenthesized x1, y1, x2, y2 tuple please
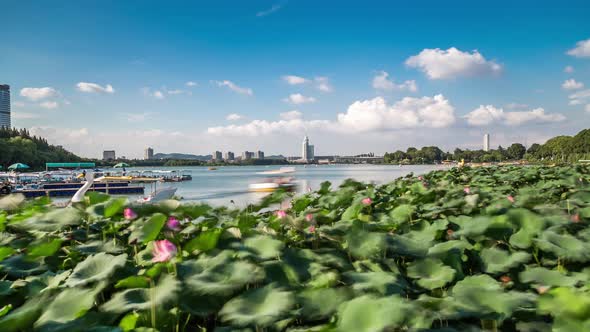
(76, 82, 115, 94)
(283, 93, 316, 105)
(186, 81, 198, 87)
(567, 38, 590, 58)
(505, 102, 529, 110)
(280, 110, 302, 120)
(208, 94, 455, 136)
(20, 87, 58, 101)
(282, 75, 308, 85)
(564, 66, 574, 73)
(226, 113, 243, 121)
(464, 105, 565, 126)
(212, 80, 253, 96)
(405, 47, 502, 79)
(39, 101, 58, 109)
(315, 77, 333, 92)
(372, 71, 417, 92)
(568, 89, 590, 105)
(142, 88, 165, 99)
(337, 95, 455, 131)
(562, 79, 584, 90)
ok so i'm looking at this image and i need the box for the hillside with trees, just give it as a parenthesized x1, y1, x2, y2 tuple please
(383, 128, 590, 164)
(0, 128, 82, 170)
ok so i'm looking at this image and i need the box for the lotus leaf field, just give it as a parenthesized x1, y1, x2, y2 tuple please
(0, 165, 590, 331)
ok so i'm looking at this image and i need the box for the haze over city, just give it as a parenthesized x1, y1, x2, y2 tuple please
(2, 0, 590, 158)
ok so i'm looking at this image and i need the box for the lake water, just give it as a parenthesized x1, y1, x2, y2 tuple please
(131, 164, 442, 206)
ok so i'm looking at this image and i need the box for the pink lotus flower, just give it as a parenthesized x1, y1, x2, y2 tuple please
(166, 216, 181, 231)
(305, 214, 314, 222)
(572, 214, 581, 223)
(124, 208, 137, 220)
(309, 225, 316, 233)
(276, 210, 287, 219)
(418, 176, 424, 181)
(152, 240, 177, 263)
(463, 187, 471, 194)
(507, 196, 515, 203)
(536, 285, 550, 294)
(362, 198, 372, 206)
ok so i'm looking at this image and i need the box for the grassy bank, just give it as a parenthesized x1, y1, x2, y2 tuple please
(0, 164, 589, 331)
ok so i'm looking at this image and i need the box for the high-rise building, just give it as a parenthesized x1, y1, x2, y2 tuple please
(0, 85, 11, 128)
(213, 151, 223, 160)
(224, 151, 235, 161)
(242, 151, 254, 160)
(256, 150, 264, 159)
(103, 150, 116, 160)
(144, 147, 154, 160)
(483, 133, 490, 152)
(302, 135, 315, 162)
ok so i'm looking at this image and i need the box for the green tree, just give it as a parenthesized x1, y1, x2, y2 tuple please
(506, 143, 526, 160)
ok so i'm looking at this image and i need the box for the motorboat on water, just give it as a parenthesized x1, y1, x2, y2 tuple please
(248, 167, 297, 192)
(137, 187, 177, 203)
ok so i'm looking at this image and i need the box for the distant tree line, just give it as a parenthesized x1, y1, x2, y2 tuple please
(0, 128, 82, 170)
(384, 128, 590, 164)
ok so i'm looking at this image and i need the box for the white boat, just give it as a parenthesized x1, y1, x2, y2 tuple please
(249, 167, 297, 192)
(137, 187, 177, 203)
(248, 182, 296, 192)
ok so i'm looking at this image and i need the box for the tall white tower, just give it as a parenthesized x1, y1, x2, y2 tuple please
(483, 133, 490, 152)
(302, 135, 309, 161)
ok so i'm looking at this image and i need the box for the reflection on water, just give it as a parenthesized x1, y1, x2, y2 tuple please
(129, 164, 442, 206)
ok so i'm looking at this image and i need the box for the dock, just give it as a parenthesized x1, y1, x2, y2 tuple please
(14, 182, 144, 198)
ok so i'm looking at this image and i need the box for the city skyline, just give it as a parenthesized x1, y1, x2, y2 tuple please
(2, 1, 590, 158)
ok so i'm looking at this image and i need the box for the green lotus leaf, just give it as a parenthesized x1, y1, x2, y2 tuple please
(480, 247, 531, 274)
(341, 200, 363, 221)
(115, 276, 150, 289)
(538, 287, 590, 321)
(184, 228, 223, 253)
(103, 198, 128, 218)
(74, 240, 124, 255)
(298, 288, 351, 321)
(219, 285, 294, 327)
(0, 294, 50, 332)
(178, 255, 264, 296)
(407, 258, 456, 290)
(344, 271, 407, 295)
(12, 208, 81, 232)
(27, 238, 63, 258)
(0, 255, 46, 278)
(506, 209, 545, 249)
(243, 235, 284, 259)
(0, 247, 15, 262)
(389, 204, 416, 224)
(35, 286, 102, 328)
(101, 274, 180, 313)
(387, 234, 429, 257)
(345, 226, 386, 259)
(451, 275, 536, 320)
(519, 267, 577, 287)
(535, 231, 590, 262)
(336, 295, 414, 332)
(65, 253, 127, 287)
(128, 213, 167, 244)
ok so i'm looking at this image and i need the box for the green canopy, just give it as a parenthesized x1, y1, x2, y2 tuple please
(46, 162, 96, 169)
(8, 163, 30, 170)
(113, 162, 130, 168)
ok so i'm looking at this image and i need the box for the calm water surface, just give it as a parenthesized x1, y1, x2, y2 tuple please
(131, 164, 442, 206)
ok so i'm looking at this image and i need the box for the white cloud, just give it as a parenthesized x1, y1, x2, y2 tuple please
(282, 75, 308, 85)
(76, 82, 115, 94)
(12, 101, 25, 108)
(567, 38, 590, 58)
(125, 112, 155, 122)
(564, 66, 574, 73)
(280, 110, 302, 120)
(226, 113, 243, 121)
(283, 93, 316, 105)
(405, 47, 502, 79)
(256, 3, 284, 17)
(212, 80, 253, 96)
(208, 94, 455, 136)
(142, 88, 165, 99)
(372, 71, 417, 92)
(337, 95, 455, 131)
(153, 91, 164, 99)
(315, 77, 333, 93)
(39, 101, 58, 109)
(568, 89, 590, 105)
(562, 79, 584, 90)
(465, 105, 565, 126)
(186, 81, 198, 87)
(20, 87, 58, 101)
(167, 89, 186, 95)
(12, 112, 40, 119)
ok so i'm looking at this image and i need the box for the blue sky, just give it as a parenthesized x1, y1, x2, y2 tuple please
(2, 0, 590, 158)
